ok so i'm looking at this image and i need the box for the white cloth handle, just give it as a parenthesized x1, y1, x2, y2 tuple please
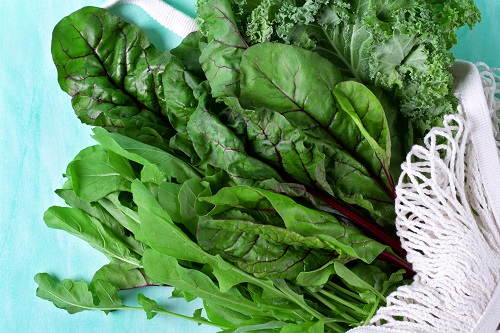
(101, 0, 198, 38)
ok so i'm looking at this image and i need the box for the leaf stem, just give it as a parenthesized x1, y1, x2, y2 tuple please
(326, 282, 365, 303)
(303, 184, 407, 259)
(308, 292, 362, 324)
(125, 306, 230, 330)
(273, 280, 345, 333)
(318, 290, 368, 316)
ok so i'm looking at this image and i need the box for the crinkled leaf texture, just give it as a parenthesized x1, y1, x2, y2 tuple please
(240, 0, 480, 135)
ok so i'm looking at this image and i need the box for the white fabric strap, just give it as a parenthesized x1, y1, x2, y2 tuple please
(101, 0, 198, 38)
(450, 61, 500, 226)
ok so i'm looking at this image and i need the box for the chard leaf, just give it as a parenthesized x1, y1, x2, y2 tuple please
(170, 31, 206, 79)
(187, 106, 282, 186)
(197, 0, 248, 98)
(142, 249, 265, 316)
(197, 218, 334, 280)
(35, 273, 126, 314)
(163, 56, 201, 133)
(224, 100, 329, 190)
(69, 149, 136, 202)
(240, 43, 395, 221)
(44, 206, 141, 266)
(51, 6, 172, 135)
(200, 186, 387, 263)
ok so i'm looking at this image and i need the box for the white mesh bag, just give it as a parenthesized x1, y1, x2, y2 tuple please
(346, 61, 500, 333)
(102, 1, 500, 331)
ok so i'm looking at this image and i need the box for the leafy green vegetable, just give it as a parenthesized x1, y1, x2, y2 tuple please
(38, 0, 478, 330)
(236, 0, 480, 136)
(51, 6, 173, 137)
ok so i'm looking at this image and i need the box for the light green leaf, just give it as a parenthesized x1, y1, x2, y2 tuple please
(35, 273, 126, 314)
(142, 249, 264, 316)
(44, 206, 141, 266)
(70, 149, 136, 202)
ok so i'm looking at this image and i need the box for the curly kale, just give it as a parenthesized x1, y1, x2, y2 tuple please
(233, 0, 481, 137)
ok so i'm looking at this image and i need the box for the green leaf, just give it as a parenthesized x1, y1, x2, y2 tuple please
(239, 43, 395, 221)
(90, 279, 124, 313)
(52, 6, 172, 135)
(187, 106, 282, 186)
(170, 31, 206, 78)
(142, 249, 264, 316)
(99, 192, 146, 243)
(224, 100, 329, 190)
(44, 206, 141, 266)
(332, 81, 392, 187)
(133, 179, 208, 263)
(92, 127, 201, 183)
(178, 179, 210, 235)
(197, 218, 333, 280)
(200, 186, 387, 263)
(157, 182, 183, 222)
(279, 320, 324, 333)
(197, 0, 248, 98)
(333, 262, 385, 303)
(35, 273, 126, 314)
(137, 294, 164, 319)
(35, 273, 96, 314)
(56, 188, 145, 255)
(203, 300, 250, 328)
(70, 149, 136, 202)
(295, 262, 336, 287)
(91, 262, 155, 291)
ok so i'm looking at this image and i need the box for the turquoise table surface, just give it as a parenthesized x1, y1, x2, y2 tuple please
(0, 1, 498, 332)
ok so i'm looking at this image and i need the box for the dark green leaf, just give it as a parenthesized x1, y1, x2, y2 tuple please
(52, 6, 172, 135)
(197, 0, 248, 98)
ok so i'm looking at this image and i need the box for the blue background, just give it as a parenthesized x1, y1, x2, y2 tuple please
(0, 1, 498, 332)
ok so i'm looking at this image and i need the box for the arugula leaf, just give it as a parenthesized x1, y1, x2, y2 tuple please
(35, 273, 126, 314)
(69, 149, 136, 202)
(44, 206, 141, 266)
(91, 262, 156, 290)
(92, 127, 201, 183)
(142, 249, 265, 316)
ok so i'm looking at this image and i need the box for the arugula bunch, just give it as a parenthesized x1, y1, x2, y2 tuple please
(36, 1, 479, 332)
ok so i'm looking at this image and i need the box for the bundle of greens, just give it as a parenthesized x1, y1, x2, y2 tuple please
(35, 1, 480, 332)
